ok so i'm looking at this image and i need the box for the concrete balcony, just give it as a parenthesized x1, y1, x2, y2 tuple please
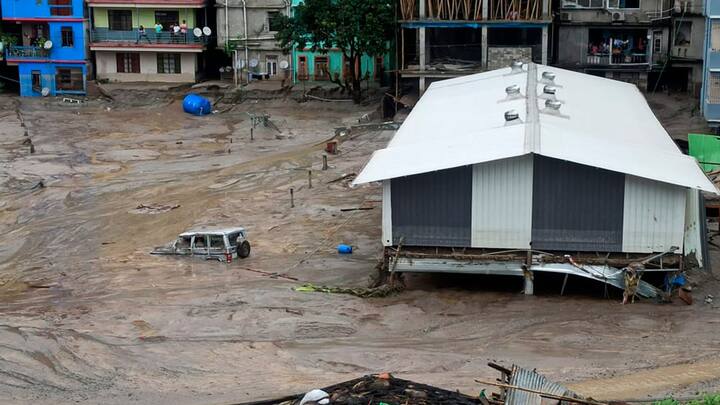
(90, 28, 208, 47)
(586, 52, 648, 65)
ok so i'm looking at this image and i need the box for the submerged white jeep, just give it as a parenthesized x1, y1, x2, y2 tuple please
(152, 227, 251, 262)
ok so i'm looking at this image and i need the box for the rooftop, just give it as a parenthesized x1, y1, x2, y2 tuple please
(354, 63, 716, 193)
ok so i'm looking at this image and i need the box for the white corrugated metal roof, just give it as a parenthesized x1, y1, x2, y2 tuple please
(354, 63, 717, 193)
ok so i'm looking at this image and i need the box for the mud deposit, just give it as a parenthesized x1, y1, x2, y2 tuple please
(0, 91, 719, 405)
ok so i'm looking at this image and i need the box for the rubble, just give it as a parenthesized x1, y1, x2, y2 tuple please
(237, 374, 484, 405)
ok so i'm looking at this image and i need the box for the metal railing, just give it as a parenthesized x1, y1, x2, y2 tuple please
(6, 45, 50, 59)
(586, 52, 648, 65)
(90, 29, 207, 45)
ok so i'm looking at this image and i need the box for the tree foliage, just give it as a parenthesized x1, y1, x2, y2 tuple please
(275, 0, 394, 101)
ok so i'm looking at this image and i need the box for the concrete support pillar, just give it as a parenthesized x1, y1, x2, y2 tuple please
(419, 0, 426, 18)
(541, 25, 548, 66)
(523, 251, 533, 295)
(482, 0, 489, 19)
(419, 77, 426, 92)
(482, 26, 488, 70)
(523, 268, 534, 295)
(542, 0, 550, 18)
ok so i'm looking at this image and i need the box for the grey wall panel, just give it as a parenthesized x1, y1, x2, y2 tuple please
(531, 155, 625, 252)
(391, 166, 472, 247)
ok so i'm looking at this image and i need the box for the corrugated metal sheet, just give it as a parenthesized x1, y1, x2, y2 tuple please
(622, 175, 685, 253)
(382, 180, 393, 247)
(506, 365, 577, 405)
(531, 155, 625, 252)
(471, 155, 533, 249)
(390, 166, 472, 246)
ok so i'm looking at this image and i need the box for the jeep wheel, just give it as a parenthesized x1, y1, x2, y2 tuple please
(238, 241, 251, 258)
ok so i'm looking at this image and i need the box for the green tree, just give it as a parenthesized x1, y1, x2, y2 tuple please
(275, 0, 394, 102)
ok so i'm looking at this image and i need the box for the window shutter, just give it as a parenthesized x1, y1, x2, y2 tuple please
(116, 53, 124, 73)
(131, 53, 140, 73)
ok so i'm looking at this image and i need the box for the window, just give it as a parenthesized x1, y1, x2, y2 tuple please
(374, 56, 384, 81)
(209, 235, 225, 253)
(674, 21, 691, 46)
(708, 72, 720, 104)
(607, 0, 640, 8)
(654, 30, 663, 53)
(157, 53, 181, 74)
(266, 55, 278, 76)
(712, 21, 720, 51)
(155, 10, 180, 31)
(298, 55, 308, 80)
(61, 27, 73, 47)
(49, 0, 72, 16)
(108, 10, 133, 31)
(31, 71, 41, 92)
(561, 0, 603, 8)
(314, 56, 329, 80)
(55, 68, 84, 91)
(267, 11, 282, 32)
(116, 53, 140, 73)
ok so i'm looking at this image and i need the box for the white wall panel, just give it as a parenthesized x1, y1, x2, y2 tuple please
(471, 155, 533, 249)
(622, 175, 686, 253)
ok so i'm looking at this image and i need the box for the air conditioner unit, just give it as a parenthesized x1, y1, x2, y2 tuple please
(611, 11, 625, 21)
(560, 12, 572, 21)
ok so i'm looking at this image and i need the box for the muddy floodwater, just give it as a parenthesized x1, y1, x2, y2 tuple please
(0, 91, 719, 404)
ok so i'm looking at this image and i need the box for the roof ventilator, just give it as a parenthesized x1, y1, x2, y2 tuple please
(541, 99, 569, 118)
(504, 109, 522, 125)
(540, 71, 560, 86)
(509, 60, 524, 74)
(539, 85, 563, 103)
(503, 84, 524, 101)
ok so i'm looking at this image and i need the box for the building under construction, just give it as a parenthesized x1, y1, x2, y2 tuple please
(398, 0, 551, 93)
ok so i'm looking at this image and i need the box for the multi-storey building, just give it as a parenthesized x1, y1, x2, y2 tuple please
(702, 0, 720, 125)
(398, 0, 551, 93)
(554, 0, 672, 90)
(87, 0, 210, 83)
(667, 0, 704, 95)
(216, 0, 292, 82)
(1, 0, 87, 96)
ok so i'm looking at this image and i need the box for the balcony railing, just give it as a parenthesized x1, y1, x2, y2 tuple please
(5, 45, 50, 59)
(586, 52, 648, 65)
(90, 29, 207, 45)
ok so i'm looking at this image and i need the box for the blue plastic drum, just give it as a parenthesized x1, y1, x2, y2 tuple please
(337, 244, 353, 254)
(183, 94, 212, 116)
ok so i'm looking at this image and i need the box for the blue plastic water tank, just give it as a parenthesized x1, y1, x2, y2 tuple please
(337, 244, 353, 254)
(183, 94, 212, 116)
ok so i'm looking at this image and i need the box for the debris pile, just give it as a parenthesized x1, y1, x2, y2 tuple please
(238, 374, 484, 405)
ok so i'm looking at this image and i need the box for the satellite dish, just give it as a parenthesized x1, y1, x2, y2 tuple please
(219, 67, 226, 73)
(41, 87, 50, 97)
(43, 40, 53, 49)
(249, 58, 258, 68)
(173, 25, 180, 33)
(193, 27, 202, 37)
(279, 60, 289, 69)
(202, 27, 212, 36)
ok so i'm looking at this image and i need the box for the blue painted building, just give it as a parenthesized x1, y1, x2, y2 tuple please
(1, 0, 87, 96)
(703, 0, 720, 126)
